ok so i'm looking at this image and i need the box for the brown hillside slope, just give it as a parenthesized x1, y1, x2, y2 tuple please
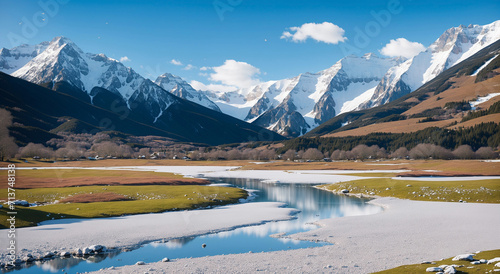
(324, 72, 500, 138)
(404, 69, 500, 116)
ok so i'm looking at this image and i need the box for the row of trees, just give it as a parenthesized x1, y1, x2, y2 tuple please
(0, 107, 498, 162)
(7, 142, 498, 162)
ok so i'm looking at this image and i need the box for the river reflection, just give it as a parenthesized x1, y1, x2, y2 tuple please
(5, 178, 382, 274)
(209, 178, 382, 238)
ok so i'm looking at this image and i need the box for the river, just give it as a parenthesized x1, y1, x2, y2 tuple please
(6, 177, 382, 273)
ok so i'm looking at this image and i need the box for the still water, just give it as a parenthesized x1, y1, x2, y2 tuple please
(6, 178, 382, 273)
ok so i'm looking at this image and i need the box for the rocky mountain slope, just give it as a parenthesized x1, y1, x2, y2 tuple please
(305, 39, 500, 138)
(154, 73, 220, 112)
(360, 20, 500, 109)
(205, 54, 401, 137)
(0, 37, 283, 145)
(202, 20, 500, 137)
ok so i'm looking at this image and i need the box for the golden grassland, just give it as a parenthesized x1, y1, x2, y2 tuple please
(0, 168, 208, 189)
(323, 117, 461, 137)
(1, 159, 499, 175)
(375, 249, 500, 273)
(404, 74, 500, 116)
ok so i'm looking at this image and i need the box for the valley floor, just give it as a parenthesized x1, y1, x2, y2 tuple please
(0, 160, 498, 273)
(94, 197, 500, 274)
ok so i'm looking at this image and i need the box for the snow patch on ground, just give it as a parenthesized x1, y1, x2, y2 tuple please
(469, 92, 500, 108)
(1, 202, 297, 264)
(95, 197, 500, 274)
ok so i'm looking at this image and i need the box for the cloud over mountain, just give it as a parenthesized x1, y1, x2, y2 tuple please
(281, 22, 347, 44)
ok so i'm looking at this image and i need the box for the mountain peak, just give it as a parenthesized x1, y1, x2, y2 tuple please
(362, 52, 378, 59)
(154, 73, 221, 112)
(156, 72, 180, 81)
(50, 36, 76, 47)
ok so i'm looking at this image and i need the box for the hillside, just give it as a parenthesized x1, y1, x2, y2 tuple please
(306, 39, 500, 138)
(0, 72, 284, 146)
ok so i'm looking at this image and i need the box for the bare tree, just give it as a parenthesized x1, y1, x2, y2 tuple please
(19, 143, 54, 159)
(302, 148, 324, 160)
(330, 150, 341, 160)
(259, 149, 276, 161)
(241, 148, 258, 160)
(351, 144, 370, 160)
(118, 144, 134, 158)
(390, 147, 409, 159)
(90, 141, 120, 157)
(409, 144, 453, 160)
(475, 147, 497, 159)
(282, 149, 297, 161)
(452, 145, 475, 159)
(227, 149, 242, 160)
(138, 147, 151, 158)
(0, 135, 18, 161)
(0, 109, 18, 161)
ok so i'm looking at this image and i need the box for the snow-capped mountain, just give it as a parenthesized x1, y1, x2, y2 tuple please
(154, 73, 220, 112)
(5, 36, 178, 122)
(0, 37, 284, 145)
(360, 20, 500, 109)
(205, 53, 401, 137)
(0, 42, 49, 74)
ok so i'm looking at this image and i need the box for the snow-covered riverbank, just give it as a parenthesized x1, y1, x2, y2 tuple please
(0, 202, 297, 264)
(94, 197, 500, 273)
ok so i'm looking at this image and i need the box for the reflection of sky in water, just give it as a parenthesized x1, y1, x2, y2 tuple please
(6, 178, 381, 274)
(207, 178, 382, 238)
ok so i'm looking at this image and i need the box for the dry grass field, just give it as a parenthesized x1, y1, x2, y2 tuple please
(323, 117, 461, 137)
(0, 168, 208, 189)
(404, 73, 500, 116)
(2, 159, 499, 176)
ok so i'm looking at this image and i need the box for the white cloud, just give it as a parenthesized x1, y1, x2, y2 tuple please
(380, 38, 426, 59)
(170, 59, 183, 66)
(183, 64, 195, 70)
(280, 22, 347, 44)
(208, 60, 261, 89)
(190, 80, 238, 93)
(119, 56, 131, 62)
(200, 66, 209, 71)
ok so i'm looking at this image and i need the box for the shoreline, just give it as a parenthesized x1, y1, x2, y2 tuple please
(0, 202, 298, 265)
(94, 197, 500, 273)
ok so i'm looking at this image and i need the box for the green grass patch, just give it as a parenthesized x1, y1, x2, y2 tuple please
(320, 178, 500, 203)
(0, 185, 247, 229)
(375, 249, 500, 273)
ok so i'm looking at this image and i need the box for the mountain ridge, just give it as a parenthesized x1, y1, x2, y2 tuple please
(305, 39, 500, 138)
(199, 20, 500, 137)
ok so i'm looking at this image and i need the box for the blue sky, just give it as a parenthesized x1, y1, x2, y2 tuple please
(1, 0, 499, 91)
